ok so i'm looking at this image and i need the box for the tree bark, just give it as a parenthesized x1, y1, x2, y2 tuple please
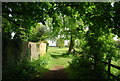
(68, 34, 75, 53)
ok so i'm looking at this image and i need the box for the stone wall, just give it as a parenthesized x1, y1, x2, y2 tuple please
(2, 39, 47, 74)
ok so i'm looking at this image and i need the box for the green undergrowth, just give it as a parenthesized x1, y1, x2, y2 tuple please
(67, 54, 120, 80)
(67, 56, 109, 80)
(3, 56, 49, 81)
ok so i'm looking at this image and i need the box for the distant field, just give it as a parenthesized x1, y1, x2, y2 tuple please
(47, 47, 69, 54)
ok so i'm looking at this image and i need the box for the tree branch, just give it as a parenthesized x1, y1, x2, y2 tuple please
(2, 15, 20, 27)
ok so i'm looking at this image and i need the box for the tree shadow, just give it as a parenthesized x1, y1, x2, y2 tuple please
(50, 52, 70, 59)
(32, 66, 69, 80)
(29, 67, 51, 81)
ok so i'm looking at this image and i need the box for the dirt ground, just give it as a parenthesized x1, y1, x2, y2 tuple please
(42, 66, 68, 79)
(32, 66, 68, 80)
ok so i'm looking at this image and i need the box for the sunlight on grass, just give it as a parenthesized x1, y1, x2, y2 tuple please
(43, 47, 73, 69)
(47, 47, 69, 54)
(45, 57, 72, 69)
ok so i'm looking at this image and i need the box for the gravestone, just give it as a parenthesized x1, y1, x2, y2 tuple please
(29, 42, 47, 60)
(40, 42, 46, 56)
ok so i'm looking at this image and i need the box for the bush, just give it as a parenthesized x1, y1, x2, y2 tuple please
(32, 57, 48, 70)
(56, 38, 64, 48)
(3, 59, 36, 80)
(3, 56, 48, 81)
(68, 56, 93, 79)
(68, 56, 108, 80)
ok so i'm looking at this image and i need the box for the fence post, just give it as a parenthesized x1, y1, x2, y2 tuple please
(108, 59, 111, 78)
(118, 59, 120, 75)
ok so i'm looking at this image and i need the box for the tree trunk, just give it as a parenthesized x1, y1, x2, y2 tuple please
(68, 34, 75, 53)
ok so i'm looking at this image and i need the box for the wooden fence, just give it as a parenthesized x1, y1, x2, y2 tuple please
(91, 57, 120, 81)
(102, 60, 120, 80)
(90, 56, 120, 80)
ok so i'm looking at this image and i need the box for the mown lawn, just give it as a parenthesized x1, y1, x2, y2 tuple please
(43, 47, 73, 69)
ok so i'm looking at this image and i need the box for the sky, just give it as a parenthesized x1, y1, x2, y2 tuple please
(113, 35, 118, 41)
(48, 40, 69, 46)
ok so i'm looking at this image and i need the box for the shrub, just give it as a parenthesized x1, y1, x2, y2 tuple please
(68, 56, 93, 79)
(56, 38, 64, 48)
(3, 55, 48, 81)
(68, 56, 108, 79)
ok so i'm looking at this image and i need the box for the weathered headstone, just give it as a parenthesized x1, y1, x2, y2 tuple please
(40, 42, 46, 56)
(28, 42, 47, 60)
(29, 42, 40, 60)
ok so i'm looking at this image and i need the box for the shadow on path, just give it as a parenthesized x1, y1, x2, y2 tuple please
(32, 66, 68, 80)
(42, 66, 68, 79)
(50, 53, 69, 59)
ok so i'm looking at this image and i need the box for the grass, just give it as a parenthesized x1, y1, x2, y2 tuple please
(30, 46, 75, 79)
(36, 46, 120, 79)
(33, 46, 74, 78)
(43, 47, 73, 69)
(40, 47, 120, 79)
(46, 47, 69, 54)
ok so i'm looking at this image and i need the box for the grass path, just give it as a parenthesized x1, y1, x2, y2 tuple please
(44, 47, 73, 69)
(39, 47, 73, 79)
